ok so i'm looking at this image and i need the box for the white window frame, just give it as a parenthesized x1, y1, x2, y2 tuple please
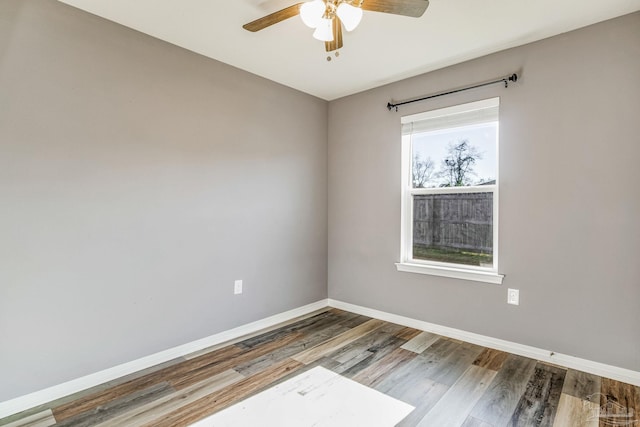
(395, 98, 504, 285)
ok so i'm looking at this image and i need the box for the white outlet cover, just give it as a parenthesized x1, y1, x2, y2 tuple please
(507, 288, 519, 305)
(234, 280, 243, 295)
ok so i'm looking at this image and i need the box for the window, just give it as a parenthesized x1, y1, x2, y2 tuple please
(396, 98, 504, 284)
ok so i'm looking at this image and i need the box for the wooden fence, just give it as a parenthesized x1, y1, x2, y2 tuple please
(413, 192, 493, 253)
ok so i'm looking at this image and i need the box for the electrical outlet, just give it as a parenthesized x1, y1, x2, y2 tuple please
(234, 280, 243, 295)
(507, 288, 519, 305)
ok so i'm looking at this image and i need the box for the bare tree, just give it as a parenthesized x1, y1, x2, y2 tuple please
(439, 140, 481, 187)
(412, 154, 435, 188)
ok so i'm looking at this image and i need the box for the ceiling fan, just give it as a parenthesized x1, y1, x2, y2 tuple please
(243, 0, 430, 54)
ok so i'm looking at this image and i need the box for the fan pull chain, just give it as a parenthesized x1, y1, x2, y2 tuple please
(326, 50, 340, 61)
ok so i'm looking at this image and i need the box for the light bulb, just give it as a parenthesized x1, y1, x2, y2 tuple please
(300, 0, 325, 28)
(336, 3, 362, 31)
(312, 18, 334, 42)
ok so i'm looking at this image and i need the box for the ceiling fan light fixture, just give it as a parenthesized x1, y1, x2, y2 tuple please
(243, 0, 431, 54)
(312, 17, 334, 42)
(336, 3, 363, 31)
(300, 0, 325, 28)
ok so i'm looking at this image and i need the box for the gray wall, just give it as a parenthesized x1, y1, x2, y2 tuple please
(0, 0, 328, 401)
(328, 12, 640, 372)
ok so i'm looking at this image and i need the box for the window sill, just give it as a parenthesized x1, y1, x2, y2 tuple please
(395, 262, 504, 285)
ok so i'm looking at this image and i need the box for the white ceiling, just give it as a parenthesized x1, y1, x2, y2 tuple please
(58, 0, 640, 100)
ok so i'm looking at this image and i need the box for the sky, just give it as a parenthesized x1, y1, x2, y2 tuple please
(409, 122, 498, 187)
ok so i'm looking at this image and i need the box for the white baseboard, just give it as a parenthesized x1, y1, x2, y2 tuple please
(4, 297, 638, 420)
(328, 299, 640, 387)
(0, 299, 329, 419)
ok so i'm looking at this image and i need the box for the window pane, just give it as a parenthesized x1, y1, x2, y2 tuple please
(411, 122, 497, 188)
(412, 192, 493, 267)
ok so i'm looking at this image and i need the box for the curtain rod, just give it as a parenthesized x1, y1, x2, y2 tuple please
(387, 73, 518, 112)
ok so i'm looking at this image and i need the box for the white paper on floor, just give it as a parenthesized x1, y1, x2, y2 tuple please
(189, 366, 414, 427)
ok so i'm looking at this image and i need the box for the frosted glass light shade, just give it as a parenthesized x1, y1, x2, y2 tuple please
(300, 0, 325, 28)
(312, 18, 334, 42)
(336, 3, 362, 31)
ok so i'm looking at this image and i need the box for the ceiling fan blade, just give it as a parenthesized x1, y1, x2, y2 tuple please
(360, 0, 429, 18)
(243, 3, 304, 32)
(325, 17, 344, 52)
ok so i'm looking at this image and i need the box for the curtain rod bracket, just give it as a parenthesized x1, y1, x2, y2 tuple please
(504, 73, 517, 88)
(387, 72, 518, 112)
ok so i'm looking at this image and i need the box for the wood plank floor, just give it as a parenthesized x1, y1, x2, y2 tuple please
(2, 308, 639, 427)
